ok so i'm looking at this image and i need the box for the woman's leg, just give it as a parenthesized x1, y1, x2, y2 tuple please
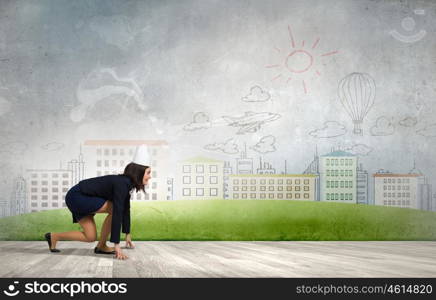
(50, 216, 97, 249)
(94, 201, 114, 251)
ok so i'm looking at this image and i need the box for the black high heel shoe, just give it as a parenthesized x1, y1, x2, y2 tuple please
(44, 232, 61, 253)
(94, 247, 115, 255)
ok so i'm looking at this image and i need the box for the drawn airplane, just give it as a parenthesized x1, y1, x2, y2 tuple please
(222, 111, 281, 134)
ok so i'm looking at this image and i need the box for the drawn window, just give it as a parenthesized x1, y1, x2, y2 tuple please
(210, 176, 218, 184)
(278, 186, 283, 191)
(327, 193, 330, 200)
(278, 179, 283, 184)
(233, 186, 239, 191)
(183, 188, 191, 196)
(295, 179, 300, 184)
(304, 186, 309, 191)
(295, 186, 300, 191)
(250, 179, 256, 185)
(260, 186, 266, 191)
(196, 176, 204, 184)
(304, 193, 309, 199)
(233, 179, 239, 185)
(196, 165, 204, 173)
(269, 193, 274, 199)
(196, 188, 204, 196)
(304, 179, 309, 185)
(210, 165, 218, 173)
(260, 179, 266, 184)
(286, 193, 292, 199)
(250, 186, 256, 191)
(295, 193, 300, 199)
(326, 159, 330, 166)
(260, 193, 266, 199)
(183, 165, 191, 173)
(287, 179, 292, 184)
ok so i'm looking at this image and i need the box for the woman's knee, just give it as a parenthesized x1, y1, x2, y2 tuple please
(84, 232, 97, 242)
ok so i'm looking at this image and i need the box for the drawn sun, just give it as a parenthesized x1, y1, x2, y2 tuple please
(266, 25, 339, 94)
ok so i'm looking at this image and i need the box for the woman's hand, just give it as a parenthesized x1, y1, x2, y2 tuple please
(114, 243, 128, 260)
(125, 233, 135, 249)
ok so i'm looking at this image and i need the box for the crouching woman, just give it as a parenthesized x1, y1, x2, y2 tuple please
(45, 161, 151, 260)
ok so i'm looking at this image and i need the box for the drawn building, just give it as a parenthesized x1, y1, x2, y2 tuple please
(319, 150, 357, 203)
(67, 146, 85, 186)
(223, 161, 233, 199)
(83, 140, 170, 201)
(228, 174, 316, 200)
(166, 177, 174, 201)
(176, 157, 224, 200)
(256, 157, 276, 174)
(356, 164, 369, 205)
(373, 170, 420, 209)
(303, 147, 320, 201)
(236, 144, 253, 174)
(0, 199, 8, 218)
(25, 168, 72, 212)
(10, 176, 27, 216)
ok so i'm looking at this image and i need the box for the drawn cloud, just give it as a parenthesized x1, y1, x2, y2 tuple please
(399, 116, 418, 127)
(183, 112, 212, 131)
(416, 123, 436, 137)
(309, 121, 347, 138)
(370, 117, 395, 136)
(41, 142, 65, 151)
(250, 135, 276, 154)
(0, 141, 28, 155)
(242, 86, 271, 102)
(204, 138, 239, 154)
(345, 144, 373, 156)
(0, 96, 12, 116)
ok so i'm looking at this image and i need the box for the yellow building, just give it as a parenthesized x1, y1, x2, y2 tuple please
(176, 157, 224, 200)
(228, 174, 317, 200)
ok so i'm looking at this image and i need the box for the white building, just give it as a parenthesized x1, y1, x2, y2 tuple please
(176, 157, 224, 200)
(26, 169, 72, 212)
(373, 170, 420, 209)
(228, 174, 317, 201)
(83, 140, 170, 201)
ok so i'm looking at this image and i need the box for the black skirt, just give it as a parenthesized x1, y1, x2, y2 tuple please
(65, 184, 106, 223)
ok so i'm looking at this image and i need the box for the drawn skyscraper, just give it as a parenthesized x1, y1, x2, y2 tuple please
(356, 164, 369, 205)
(236, 143, 253, 174)
(10, 176, 27, 216)
(223, 161, 233, 199)
(303, 146, 320, 201)
(257, 157, 276, 174)
(68, 145, 85, 186)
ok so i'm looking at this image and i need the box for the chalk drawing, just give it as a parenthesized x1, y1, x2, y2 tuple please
(242, 86, 271, 102)
(416, 123, 436, 137)
(399, 116, 418, 127)
(183, 112, 212, 131)
(41, 142, 65, 151)
(309, 121, 347, 138)
(345, 144, 373, 156)
(338, 73, 375, 136)
(250, 135, 276, 154)
(222, 111, 281, 135)
(266, 25, 339, 94)
(390, 9, 426, 43)
(71, 68, 146, 122)
(370, 116, 395, 136)
(204, 138, 239, 154)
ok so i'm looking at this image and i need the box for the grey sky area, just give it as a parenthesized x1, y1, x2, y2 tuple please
(0, 0, 436, 199)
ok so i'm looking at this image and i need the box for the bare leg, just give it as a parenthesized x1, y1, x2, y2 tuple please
(96, 213, 114, 251)
(50, 216, 97, 249)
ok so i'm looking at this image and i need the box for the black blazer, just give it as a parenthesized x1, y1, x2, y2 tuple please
(78, 175, 133, 244)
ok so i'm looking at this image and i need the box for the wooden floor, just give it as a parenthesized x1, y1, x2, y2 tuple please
(0, 241, 435, 278)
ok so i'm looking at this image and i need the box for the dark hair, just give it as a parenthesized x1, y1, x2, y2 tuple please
(123, 162, 149, 193)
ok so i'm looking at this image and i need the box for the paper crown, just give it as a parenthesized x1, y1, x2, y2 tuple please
(132, 144, 151, 167)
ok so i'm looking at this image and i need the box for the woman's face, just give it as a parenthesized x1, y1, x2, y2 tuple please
(143, 167, 151, 185)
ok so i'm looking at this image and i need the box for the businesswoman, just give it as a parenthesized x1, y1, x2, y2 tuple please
(44, 145, 151, 260)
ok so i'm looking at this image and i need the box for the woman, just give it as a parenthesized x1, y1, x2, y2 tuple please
(44, 145, 151, 260)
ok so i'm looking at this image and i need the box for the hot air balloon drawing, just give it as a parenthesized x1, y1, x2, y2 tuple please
(338, 73, 376, 135)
